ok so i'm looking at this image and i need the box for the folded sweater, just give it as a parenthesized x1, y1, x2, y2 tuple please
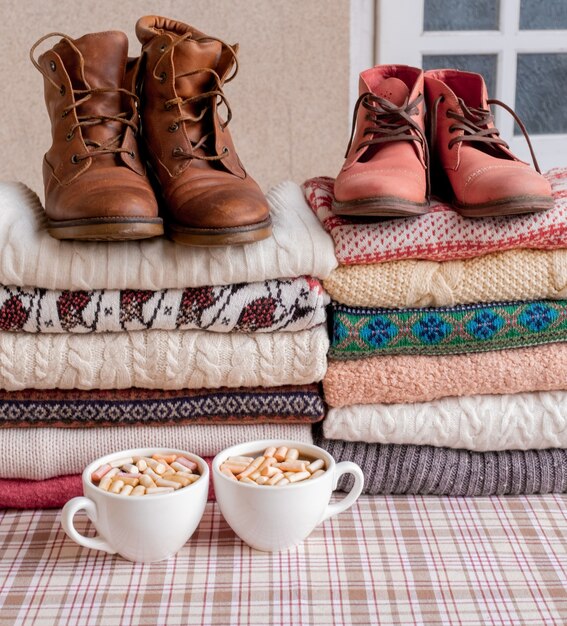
(0, 181, 337, 290)
(324, 249, 567, 308)
(323, 391, 567, 451)
(330, 300, 567, 358)
(0, 277, 328, 334)
(0, 385, 325, 427)
(324, 343, 567, 406)
(0, 423, 314, 480)
(0, 326, 328, 390)
(303, 169, 567, 264)
(314, 432, 567, 496)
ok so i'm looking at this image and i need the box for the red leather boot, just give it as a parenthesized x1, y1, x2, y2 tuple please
(333, 65, 429, 217)
(425, 69, 553, 217)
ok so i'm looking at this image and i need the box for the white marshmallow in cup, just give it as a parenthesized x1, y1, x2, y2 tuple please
(213, 439, 364, 552)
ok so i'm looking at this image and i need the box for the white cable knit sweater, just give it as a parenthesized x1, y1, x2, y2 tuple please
(0, 326, 328, 390)
(323, 391, 567, 451)
(0, 181, 337, 290)
(0, 424, 314, 480)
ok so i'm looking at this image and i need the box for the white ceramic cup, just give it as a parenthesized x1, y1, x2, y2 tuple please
(61, 447, 209, 563)
(213, 439, 364, 552)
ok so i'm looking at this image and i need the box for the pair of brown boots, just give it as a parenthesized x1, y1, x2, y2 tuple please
(31, 16, 272, 245)
(333, 65, 553, 218)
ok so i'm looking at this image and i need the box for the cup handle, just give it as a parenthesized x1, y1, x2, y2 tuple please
(320, 461, 365, 523)
(61, 497, 117, 555)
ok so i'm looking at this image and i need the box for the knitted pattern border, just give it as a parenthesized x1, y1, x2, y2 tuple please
(0, 278, 328, 334)
(330, 299, 567, 358)
(0, 385, 325, 428)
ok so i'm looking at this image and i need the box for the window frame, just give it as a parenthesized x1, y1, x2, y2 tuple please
(349, 0, 567, 170)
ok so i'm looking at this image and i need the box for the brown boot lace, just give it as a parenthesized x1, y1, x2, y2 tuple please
(151, 33, 239, 162)
(345, 91, 430, 194)
(30, 33, 140, 163)
(430, 95, 542, 172)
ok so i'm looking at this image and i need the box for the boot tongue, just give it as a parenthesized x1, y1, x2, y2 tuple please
(374, 77, 410, 106)
(174, 38, 223, 143)
(54, 32, 129, 150)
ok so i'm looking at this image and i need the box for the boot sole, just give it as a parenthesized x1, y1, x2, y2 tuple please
(47, 217, 164, 241)
(167, 216, 273, 246)
(454, 195, 554, 218)
(332, 196, 429, 217)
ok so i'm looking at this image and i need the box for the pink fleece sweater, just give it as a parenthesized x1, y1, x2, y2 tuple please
(324, 343, 567, 407)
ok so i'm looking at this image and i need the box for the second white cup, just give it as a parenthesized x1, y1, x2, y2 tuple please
(213, 439, 364, 552)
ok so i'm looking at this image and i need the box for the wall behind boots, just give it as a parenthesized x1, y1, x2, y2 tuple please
(0, 0, 349, 197)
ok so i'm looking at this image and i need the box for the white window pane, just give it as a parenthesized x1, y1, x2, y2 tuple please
(520, 0, 567, 30)
(424, 0, 500, 30)
(515, 54, 567, 134)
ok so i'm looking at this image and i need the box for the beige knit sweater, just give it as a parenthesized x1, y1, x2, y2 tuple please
(0, 181, 337, 290)
(0, 424, 314, 480)
(0, 327, 328, 390)
(324, 248, 567, 307)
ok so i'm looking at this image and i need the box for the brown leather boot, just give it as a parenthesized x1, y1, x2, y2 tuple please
(425, 69, 553, 217)
(333, 65, 429, 217)
(30, 32, 163, 240)
(135, 16, 272, 246)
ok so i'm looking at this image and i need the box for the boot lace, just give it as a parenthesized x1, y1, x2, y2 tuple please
(430, 95, 542, 172)
(346, 91, 430, 194)
(30, 32, 139, 163)
(152, 33, 238, 162)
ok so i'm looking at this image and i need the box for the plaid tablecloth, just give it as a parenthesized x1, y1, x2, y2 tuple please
(1, 495, 566, 625)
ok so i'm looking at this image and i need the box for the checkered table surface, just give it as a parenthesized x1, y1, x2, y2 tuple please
(1, 495, 566, 625)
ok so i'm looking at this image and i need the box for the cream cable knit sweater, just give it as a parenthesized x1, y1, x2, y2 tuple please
(324, 248, 567, 308)
(0, 424, 314, 480)
(0, 327, 328, 390)
(323, 391, 567, 451)
(0, 181, 337, 290)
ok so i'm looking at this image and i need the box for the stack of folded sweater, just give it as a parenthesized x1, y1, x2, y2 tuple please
(304, 168, 567, 495)
(0, 180, 337, 507)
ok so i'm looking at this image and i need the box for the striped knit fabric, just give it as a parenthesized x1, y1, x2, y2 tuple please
(314, 431, 567, 496)
(330, 299, 567, 358)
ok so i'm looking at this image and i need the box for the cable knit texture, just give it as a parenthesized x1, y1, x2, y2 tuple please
(0, 327, 328, 390)
(0, 424, 314, 480)
(303, 169, 567, 264)
(0, 278, 328, 334)
(323, 391, 567, 451)
(323, 343, 567, 406)
(0, 182, 337, 290)
(313, 432, 567, 496)
(324, 249, 567, 308)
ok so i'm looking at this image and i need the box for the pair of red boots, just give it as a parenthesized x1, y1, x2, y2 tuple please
(333, 66, 553, 218)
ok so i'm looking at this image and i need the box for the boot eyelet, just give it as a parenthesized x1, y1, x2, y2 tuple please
(65, 132, 74, 142)
(448, 125, 456, 133)
(61, 110, 68, 118)
(129, 151, 136, 159)
(164, 102, 172, 110)
(222, 146, 230, 156)
(160, 44, 167, 52)
(159, 72, 167, 83)
(60, 85, 66, 96)
(168, 123, 179, 132)
(172, 147, 182, 157)
(49, 61, 56, 72)
(71, 154, 80, 164)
